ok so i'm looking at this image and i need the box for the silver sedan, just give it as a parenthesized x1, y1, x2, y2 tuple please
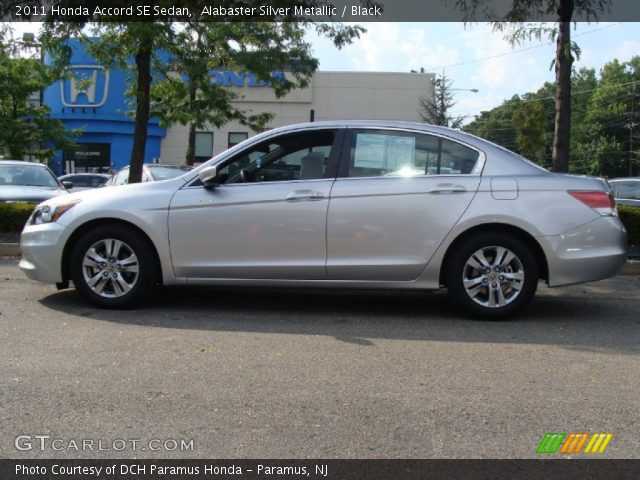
(19, 121, 627, 318)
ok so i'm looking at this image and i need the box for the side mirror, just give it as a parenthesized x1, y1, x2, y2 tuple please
(62, 181, 74, 190)
(198, 165, 218, 188)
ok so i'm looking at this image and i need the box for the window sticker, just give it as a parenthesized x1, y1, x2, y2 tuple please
(354, 134, 387, 169)
(353, 133, 416, 171)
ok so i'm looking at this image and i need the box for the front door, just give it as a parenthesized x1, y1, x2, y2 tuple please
(169, 129, 342, 280)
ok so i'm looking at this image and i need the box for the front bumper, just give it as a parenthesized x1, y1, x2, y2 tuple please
(19, 222, 67, 284)
(543, 215, 628, 287)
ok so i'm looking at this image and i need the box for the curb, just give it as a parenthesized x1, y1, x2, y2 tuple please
(0, 243, 20, 256)
(622, 260, 640, 276)
(1, 242, 639, 274)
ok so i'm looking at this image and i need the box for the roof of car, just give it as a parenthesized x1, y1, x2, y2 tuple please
(0, 160, 48, 167)
(609, 177, 640, 182)
(60, 173, 110, 177)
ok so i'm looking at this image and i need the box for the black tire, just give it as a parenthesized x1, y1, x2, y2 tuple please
(445, 232, 538, 319)
(70, 224, 158, 309)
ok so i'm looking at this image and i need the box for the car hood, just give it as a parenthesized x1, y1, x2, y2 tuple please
(0, 185, 68, 202)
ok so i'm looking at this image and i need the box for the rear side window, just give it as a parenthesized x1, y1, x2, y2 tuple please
(347, 130, 480, 178)
(614, 181, 640, 200)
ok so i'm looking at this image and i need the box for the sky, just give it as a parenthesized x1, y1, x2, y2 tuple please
(6, 21, 640, 123)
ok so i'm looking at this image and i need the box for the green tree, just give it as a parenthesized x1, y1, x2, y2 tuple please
(454, 0, 612, 172)
(0, 26, 78, 160)
(580, 57, 640, 177)
(512, 101, 549, 165)
(419, 72, 466, 128)
(463, 95, 522, 151)
(41, 1, 364, 180)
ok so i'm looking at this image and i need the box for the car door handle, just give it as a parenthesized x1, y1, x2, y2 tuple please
(285, 190, 325, 201)
(429, 184, 467, 194)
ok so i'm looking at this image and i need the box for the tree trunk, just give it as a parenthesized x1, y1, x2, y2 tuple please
(552, 2, 574, 173)
(128, 44, 152, 184)
(186, 82, 197, 166)
(186, 123, 196, 166)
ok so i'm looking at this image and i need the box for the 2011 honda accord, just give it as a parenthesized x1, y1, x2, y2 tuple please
(19, 121, 627, 318)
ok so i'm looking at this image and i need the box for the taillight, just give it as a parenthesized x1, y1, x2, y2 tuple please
(568, 190, 616, 216)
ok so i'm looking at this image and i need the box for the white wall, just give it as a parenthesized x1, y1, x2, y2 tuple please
(160, 71, 434, 165)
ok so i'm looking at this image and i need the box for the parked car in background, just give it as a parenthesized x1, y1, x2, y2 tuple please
(0, 160, 69, 203)
(104, 164, 192, 186)
(609, 178, 640, 207)
(58, 173, 111, 192)
(19, 121, 627, 318)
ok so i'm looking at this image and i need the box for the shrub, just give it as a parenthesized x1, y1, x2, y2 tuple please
(619, 205, 640, 246)
(0, 202, 35, 233)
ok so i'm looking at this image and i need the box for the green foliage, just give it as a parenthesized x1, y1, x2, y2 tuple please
(618, 206, 640, 246)
(463, 95, 521, 152)
(464, 57, 639, 177)
(0, 25, 80, 160)
(0, 202, 35, 233)
(512, 101, 550, 167)
(419, 72, 466, 128)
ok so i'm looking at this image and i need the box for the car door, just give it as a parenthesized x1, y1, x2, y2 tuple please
(168, 128, 343, 280)
(326, 128, 483, 281)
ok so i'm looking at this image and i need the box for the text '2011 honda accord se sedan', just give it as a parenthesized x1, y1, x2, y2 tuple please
(19, 121, 627, 318)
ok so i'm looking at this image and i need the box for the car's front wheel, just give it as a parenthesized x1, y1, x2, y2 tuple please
(445, 233, 538, 319)
(70, 224, 158, 308)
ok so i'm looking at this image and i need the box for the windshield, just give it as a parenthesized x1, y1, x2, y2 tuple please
(0, 164, 59, 188)
(147, 165, 189, 181)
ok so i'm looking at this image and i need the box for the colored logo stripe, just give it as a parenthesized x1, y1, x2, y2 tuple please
(584, 433, 613, 453)
(537, 433, 566, 454)
(560, 433, 589, 454)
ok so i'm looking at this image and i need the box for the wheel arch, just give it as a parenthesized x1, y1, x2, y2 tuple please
(439, 223, 549, 286)
(61, 218, 163, 285)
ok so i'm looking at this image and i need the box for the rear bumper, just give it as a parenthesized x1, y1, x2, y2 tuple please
(543, 215, 628, 287)
(19, 223, 67, 284)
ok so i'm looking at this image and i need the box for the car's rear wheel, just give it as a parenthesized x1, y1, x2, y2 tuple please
(70, 224, 157, 308)
(445, 233, 538, 319)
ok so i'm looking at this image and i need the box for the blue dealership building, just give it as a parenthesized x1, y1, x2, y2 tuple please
(44, 39, 166, 175)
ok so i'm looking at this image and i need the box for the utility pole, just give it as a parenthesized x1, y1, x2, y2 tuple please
(630, 82, 636, 177)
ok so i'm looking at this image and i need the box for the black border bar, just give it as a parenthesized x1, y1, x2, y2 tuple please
(3, 459, 640, 480)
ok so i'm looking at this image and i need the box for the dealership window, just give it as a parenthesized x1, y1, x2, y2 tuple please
(195, 132, 213, 163)
(228, 132, 248, 149)
(348, 130, 479, 178)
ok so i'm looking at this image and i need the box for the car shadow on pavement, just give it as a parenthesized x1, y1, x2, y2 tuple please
(38, 283, 640, 354)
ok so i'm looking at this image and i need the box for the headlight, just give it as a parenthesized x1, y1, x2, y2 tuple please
(29, 199, 81, 225)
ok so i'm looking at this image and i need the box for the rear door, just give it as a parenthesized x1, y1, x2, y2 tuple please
(326, 128, 483, 281)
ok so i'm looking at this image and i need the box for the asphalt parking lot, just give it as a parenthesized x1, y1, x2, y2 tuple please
(1, 258, 639, 459)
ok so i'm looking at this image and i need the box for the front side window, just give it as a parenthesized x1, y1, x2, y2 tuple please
(217, 130, 335, 184)
(348, 130, 480, 178)
(113, 169, 129, 185)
